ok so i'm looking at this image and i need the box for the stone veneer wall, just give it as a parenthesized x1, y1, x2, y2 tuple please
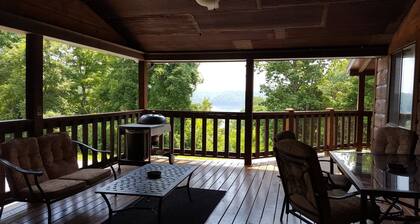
(372, 57, 389, 142)
(372, 0, 420, 143)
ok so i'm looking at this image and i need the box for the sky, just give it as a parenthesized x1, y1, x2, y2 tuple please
(196, 62, 266, 95)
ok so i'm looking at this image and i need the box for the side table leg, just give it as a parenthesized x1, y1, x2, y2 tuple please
(158, 198, 163, 224)
(101, 193, 113, 222)
(186, 173, 193, 201)
(360, 193, 367, 224)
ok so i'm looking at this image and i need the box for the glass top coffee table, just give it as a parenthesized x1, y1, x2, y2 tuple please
(96, 163, 198, 223)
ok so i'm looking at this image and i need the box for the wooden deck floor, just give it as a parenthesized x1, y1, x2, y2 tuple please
(0, 157, 399, 224)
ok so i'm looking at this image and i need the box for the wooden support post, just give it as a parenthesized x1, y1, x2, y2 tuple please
(138, 60, 148, 109)
(326, 108, 336, 151)
(244, 58, 254, 166)
(26, 34, 44, 137)
(285, 108, 295, 132)
(356, 74, 366, 151)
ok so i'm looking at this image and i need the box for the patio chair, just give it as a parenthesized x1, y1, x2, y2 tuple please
(274, 131, 350, 191)
(276, 139, 380, 223)
(372, 126, 417, 155)
(372, 126, 418, 218)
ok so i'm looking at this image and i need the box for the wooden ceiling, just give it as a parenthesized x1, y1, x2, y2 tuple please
(0, 0, 415, 55)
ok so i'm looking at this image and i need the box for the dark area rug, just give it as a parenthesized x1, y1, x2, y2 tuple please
(104, 188, 226, 224)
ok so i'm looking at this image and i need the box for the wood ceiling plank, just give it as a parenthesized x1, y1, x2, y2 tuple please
(81, 0, 143, 49)
(0, 0, 126, 45)
(195, 5, 324, 31)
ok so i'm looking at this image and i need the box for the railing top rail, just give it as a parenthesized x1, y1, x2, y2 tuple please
(43, 109, 144, 122)
(0, 119, 31, 129)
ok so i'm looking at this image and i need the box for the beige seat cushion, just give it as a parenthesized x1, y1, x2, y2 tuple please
(19, 179, 86, 199)
(328, 174, 351, 190)
(37, 133, 79, 179)
(373, 127, 417, 155)
(58, 168, 110, 185)
(0, 138, 50, 193)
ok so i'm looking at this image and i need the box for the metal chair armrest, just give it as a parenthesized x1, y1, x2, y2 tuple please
(72, 140, 111, 154)
(0, 158, 43, 176)
(328, 191, 359, 200)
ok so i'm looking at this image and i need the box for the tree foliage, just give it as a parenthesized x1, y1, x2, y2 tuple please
(256, 60, 329, 111)
(256, 59, 373, 111)
(148, 63, 202, 110)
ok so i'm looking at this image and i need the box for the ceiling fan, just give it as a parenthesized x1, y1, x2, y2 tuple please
(196, 0, 220, 10)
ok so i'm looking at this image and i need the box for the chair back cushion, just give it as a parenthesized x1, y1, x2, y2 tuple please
(275, 139, 330, 222)
(373, 127, 417, 155)
(37, 133, 79, 179)
(0, 138, 49, 193)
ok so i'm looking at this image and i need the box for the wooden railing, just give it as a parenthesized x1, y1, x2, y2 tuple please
(0, 109, 372, 196)
(42, 110, 143, 168)
(144, 109, 372, 159)
(0, 109, 372, 164)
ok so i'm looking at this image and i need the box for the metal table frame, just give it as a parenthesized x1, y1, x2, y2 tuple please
(330, 151, 420, 223)
(97, 164, 197, 223)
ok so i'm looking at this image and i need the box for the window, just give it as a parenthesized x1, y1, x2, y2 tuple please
(388, 44, 416, 129)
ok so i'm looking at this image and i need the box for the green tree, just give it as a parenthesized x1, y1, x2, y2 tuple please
(256, 60, 329, 111)
(191, 97, 212, 111)
(253, 96, 267, 112)
(0, 32, 25, 120)
(148, 63, 202, 110)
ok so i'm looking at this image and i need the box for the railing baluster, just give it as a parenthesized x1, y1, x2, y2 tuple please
(202, 118, 207, 156)
(59, 124, 66, 133)
(191, 117, 196, 156)
(302, 116, 307, 144)
(310, 115, 314, 147)
(264, 118, 269, 157)
(317, 115, 321, 149)
(323, 115, 328, 150)
(255, 119, 260, 158)
(213, 118, 218, 157)
(273, 118, 278, 139)
(82, 122, 89, 168)
(367, 114, 372, 147)
(236, 119, 241, 159)
(101, 119, 107, 162)
(353, 115, 358, 145)
(117, 117, 122, 160)
(347, 115, 351, 147)
(340, 115, 345, 148)
(282, 116, 287, 131)
(46, 126, 53, 134)
(170, 117, 174, 154)
(110, 117, 115, 160)
(0, 132, 4, 143)
(180, 117, 185, 155)
(224, 118, 229, 158)
(92, 120, 98, 165)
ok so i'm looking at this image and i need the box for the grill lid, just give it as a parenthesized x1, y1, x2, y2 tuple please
(138, 114, 166, 124)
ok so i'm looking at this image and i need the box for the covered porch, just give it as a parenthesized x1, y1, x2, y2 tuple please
(0, 0, 419, 223)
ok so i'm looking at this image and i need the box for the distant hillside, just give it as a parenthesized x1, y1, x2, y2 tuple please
(192, 90, 245, 111)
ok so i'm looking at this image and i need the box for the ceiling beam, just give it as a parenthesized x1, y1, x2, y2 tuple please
(0, 10, 144, 60)
(145, 45, 388, 61)
(81, 0, 143, 50)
